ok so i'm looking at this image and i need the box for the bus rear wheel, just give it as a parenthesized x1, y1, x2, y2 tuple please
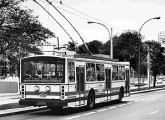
(87, 92, 95, 109)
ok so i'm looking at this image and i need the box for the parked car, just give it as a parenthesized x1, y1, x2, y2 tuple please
(156, 79, 163, 84)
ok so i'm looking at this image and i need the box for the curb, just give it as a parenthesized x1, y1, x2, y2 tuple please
(130, 87, 165, 95)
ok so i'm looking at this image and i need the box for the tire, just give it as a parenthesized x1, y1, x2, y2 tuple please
(87, 92, 95, 109)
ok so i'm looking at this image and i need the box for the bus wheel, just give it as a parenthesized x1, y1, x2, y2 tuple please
(87, 92, 95, 109)
(118, 87, 124, 102)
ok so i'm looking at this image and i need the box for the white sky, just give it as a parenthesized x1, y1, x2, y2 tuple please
(21, 0, 165, 47)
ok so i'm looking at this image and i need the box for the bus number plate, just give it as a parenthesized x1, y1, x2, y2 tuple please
(39, 94, 46, 98)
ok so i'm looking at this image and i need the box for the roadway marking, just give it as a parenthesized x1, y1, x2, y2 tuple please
(108, 106, 117, 109)
(83, 111, 96, 116)
(150, 110, 159, 115)
(63, 94, 164, 120)
(118, 104, 126, 107)
(97, 108, 108, 112)
(64, 115, 81, 120)
(140, 99, 145, 101)
(126, 102, 133, 105)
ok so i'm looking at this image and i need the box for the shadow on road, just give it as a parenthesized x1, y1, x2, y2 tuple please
(30, 100, 130, 116)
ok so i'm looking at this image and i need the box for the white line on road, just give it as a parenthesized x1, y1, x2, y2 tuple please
(83, 111, 96, 116)
(118, 104, 126, 107)
(108, 106, 117, 109)
(97, 108, 108, 112)
(126, 102, 133, 105)
(64, 115, 81, 120)
(150, 110, 159, 115)
(140, 99, 145, 101)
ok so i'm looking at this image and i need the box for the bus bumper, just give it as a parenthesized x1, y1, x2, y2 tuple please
(19, 99, 68, 107)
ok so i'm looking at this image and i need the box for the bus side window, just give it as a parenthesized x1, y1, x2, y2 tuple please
(96, 64, 105, 81)
(68, 62, 75, 82)
(86, 63, 96, 81)
(112, 65, 118, 80)
(119, 66, 125, 80)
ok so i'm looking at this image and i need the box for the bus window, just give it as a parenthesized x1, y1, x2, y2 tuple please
(119, 66, 125, 80)
(86, 63, 96, 81)
(96, 64, 105, 81)
(112, 65, 118, 80)
(22, 57, 65, 83)
(68, 62, 75, 82)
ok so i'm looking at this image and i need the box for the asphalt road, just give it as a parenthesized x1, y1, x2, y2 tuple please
(1, 89, 165, 120)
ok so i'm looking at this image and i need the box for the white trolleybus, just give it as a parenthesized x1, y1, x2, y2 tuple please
(19, 54, 130, 109)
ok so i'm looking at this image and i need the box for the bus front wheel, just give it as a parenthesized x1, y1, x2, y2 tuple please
(87, 92, 95, 109)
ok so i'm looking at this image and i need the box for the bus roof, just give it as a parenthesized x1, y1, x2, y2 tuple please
(21, 54, 130, 66)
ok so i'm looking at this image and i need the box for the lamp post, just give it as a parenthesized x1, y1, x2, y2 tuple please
(87, 21, 113, 59)
(138, 17, 160, 91)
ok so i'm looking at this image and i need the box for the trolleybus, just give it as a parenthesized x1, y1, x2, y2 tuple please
(19, 54, 130, 109)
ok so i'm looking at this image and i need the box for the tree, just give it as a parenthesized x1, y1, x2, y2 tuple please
(145, 41, 165, 87)
(0, 0, 55, 55)
(108, 30, 141, 72)
(65, 40, 78, 51)
(77, 40, 103, 54)
(0, 0, 55, 75)
(88, 40, 103, 54)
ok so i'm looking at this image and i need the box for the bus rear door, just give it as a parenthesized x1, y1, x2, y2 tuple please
(76, 65, 85, 106)
(105, 67, 111, 100)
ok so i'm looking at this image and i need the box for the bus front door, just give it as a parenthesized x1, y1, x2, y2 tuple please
(105, 67, 111, 100)
(76, 65, 85, 106)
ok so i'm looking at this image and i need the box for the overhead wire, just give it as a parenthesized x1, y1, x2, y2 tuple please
(33, 0, 74, 43)
(45, 0, 92, 55)
(39, 0, 123, 33)
(50, 0, 124, 33)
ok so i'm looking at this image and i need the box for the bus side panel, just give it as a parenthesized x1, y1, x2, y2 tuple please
(111, 81, 125, 100)
(67, 84, 77, 107)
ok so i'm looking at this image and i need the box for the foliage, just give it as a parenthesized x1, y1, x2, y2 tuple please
(77, 40, 103, 54)
(145, 41, 165, 87)
(88, 40, 104, 54)
(65, 40, 78, 51)
(0, 0, 55, 76)
(112, 30, 142, 72)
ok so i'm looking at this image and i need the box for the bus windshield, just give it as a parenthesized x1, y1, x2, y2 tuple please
(21, 57, 65, 83)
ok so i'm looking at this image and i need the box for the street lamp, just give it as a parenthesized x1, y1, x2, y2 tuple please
(138, 17, 160, 91)
(87, 21, 113, 59)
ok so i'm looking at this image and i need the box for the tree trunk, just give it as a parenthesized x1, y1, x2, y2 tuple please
(153, 75, 156, 87)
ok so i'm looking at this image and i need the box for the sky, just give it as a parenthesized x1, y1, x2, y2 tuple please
(21, 0, 165, 48)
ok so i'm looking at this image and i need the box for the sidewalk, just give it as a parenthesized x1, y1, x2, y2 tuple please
(0, 85, 165, 117)
(0, 93, 46, 117)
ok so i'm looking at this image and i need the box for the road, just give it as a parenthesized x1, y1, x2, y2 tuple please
(1, 90, 165, 120)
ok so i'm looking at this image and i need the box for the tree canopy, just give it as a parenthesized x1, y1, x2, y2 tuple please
(0, 0, 55, 56)
(0, 0, 55, 76)
(144, 41, 165, 87)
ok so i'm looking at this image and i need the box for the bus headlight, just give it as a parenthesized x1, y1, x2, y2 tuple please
(45, 86, 51, 92)
(34, 86, 40, 92)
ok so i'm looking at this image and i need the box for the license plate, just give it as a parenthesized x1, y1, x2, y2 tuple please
(39, 94, 46, 98)
(37, 102, 46, 106)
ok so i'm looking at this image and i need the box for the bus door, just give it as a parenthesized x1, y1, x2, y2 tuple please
(125, 69, 130, 96)
(76, 65, 85, 105)
(105, 67, 111, 100)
